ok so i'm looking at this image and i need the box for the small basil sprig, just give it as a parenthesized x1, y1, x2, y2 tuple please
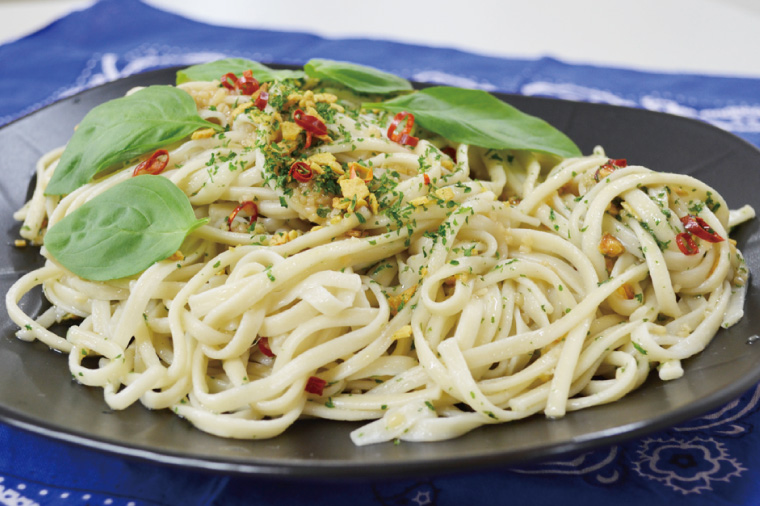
(364, 86, 581, 158)
(176, 58, 306, 84)
(304, 58, 412, 95)
(44, 175, 206, 281)
(45, 86, 222, 196)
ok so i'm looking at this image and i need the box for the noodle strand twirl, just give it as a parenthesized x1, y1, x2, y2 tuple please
(5, 59, 753, 445)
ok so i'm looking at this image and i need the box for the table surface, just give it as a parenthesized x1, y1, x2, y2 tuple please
(2, 0, 760, 78)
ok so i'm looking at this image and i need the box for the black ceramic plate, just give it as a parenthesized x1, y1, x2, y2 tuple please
(1, 68, 759, 478)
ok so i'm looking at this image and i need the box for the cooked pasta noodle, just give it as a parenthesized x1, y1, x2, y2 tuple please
(5, 70, 753, 445)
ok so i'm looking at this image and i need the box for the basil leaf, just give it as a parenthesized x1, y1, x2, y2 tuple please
(304, 59, 412, 95)
(45, 86, 221, 196)
(364, 87, 581, 158)
(176, 58, 305, 84)
(44, 175, 206, 281)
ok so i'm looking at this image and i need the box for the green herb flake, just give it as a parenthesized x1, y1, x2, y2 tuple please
(632, 342, 648, 355)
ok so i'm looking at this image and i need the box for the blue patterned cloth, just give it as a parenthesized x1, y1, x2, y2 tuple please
(2, 1, 760, 504)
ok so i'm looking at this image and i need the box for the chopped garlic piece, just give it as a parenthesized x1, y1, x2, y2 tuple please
(191, 128, 216, 140)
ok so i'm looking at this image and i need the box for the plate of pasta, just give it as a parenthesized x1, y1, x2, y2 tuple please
(1, 61, 759, 477)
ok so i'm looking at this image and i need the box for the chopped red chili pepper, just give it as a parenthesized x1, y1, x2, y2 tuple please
(257, 337, 274, 357)
(594, 158, 627, 182)
(133, 149, 169, 177)
(255, 90, 269, 111)
(220, 72, 238, 91)
(676, 232, 699, 255)
(236, 69, 260, 96)
(227, 201, 258, 230)
(423, 173, 431, 185)
(609, 159, 627, 168)
(293, 109, 328, 136)
(293, 109, 328, 149)
(305, 376, 327, 395)
(289, 161, 314, 183)
(398, 133, 419, 147)
(441, 146, 457, 162)
(680, 214, 724, 243)
(387, 111, 419, 147)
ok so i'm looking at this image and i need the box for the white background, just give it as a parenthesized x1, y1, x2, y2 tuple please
(0, 0, 759, 79)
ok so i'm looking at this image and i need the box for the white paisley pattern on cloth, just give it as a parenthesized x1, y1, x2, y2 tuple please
(632, 437, 746, 495)
(0, 474, 145, 506)
(372, 480, 438, 506)
(510, 383, 760, 494)
(674, 383, 760, 437)
(511, 447, 622, 485)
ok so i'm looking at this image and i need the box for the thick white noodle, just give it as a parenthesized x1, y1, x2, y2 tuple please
(5, 80, 752, 446)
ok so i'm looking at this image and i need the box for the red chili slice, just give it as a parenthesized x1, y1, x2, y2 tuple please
(303, 131, 314, 150)
(676, 232, 699, 255)
(255, 90, 269, 111)
(293, 109, 328, 136)
(257, 337, 274, 357)
(133, 149, 169, 177)
(441, 146, 457, 162)
(387, 111, 419, 147)
(594, 158, 627, 182)
(227, 201, 258, 230)
(236, 69, 260, 96)
(305, 376, 327, 395)
(289, 161, 314, 183)
(398, 133, 419, 147)
(680, 214, 724, 243)
(220, 72, 238, 91)
(293, 109, 328, 149)
(608, 159, 627, 168)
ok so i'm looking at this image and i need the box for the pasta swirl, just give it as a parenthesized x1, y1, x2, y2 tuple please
(5, 71, 753, 446)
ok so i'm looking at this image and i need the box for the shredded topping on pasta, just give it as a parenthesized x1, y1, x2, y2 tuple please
(6, 60, 753, 446)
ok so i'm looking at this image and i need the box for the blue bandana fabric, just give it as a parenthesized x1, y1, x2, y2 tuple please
(2, 1, 760, 505)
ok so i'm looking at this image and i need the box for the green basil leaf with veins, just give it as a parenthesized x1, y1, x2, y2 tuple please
(363, 86, 581, 158)
(45, 86, 221, 196)
(304, 59, 412, 95)
(176, 58, 306, 84)
(44, 175, 206, 281)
